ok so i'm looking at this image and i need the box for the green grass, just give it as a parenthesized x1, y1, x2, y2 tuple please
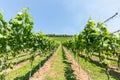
(48, 36, 72, 43)
(69, 51, 120, 80)
(44, 46, 75, 80)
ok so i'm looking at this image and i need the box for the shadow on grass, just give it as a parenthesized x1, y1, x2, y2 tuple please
(62, 48, 76, 80)
(13, 53, 53, 80)
(78, 54, 120, 80)
(109, 69, 120, 80)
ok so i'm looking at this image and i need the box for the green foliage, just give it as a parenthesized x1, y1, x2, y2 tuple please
(0, 8, 58, 80)
(63, 18, 120, 80)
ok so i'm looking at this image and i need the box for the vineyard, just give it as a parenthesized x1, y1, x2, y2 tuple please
(0, 8, 120, 80)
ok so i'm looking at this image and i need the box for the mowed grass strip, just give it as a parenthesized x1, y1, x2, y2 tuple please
(44, 46, 75, 80)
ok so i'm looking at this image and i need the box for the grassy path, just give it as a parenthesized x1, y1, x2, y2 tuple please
(44, 46, 75, 80)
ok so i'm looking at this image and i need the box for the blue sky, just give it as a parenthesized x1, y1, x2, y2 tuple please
(0, 0, 120, 35)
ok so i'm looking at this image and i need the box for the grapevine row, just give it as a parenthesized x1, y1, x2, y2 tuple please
(63, 18, 120, 80)
(0, 8, 58, 80)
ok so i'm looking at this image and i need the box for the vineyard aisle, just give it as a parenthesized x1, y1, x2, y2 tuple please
(30, 45, 76, 80)
(30, 45, 60, 80)
(63, 47, 92, 80)
(30, 45, 92, 80)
